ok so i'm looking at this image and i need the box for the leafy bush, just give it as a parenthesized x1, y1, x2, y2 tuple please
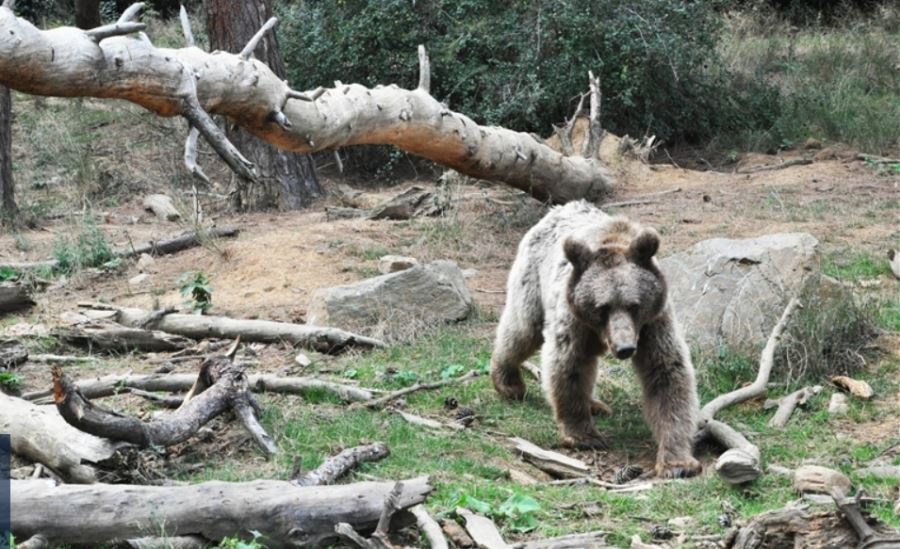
(277, 0, 775, 146)
(178, 271, 213, 314)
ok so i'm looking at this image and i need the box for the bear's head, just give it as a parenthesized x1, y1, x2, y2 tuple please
(563, 228, 666, 360)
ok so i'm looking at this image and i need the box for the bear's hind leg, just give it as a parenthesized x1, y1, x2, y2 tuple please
(491, 294, 543, 401)
(633, 308, 701, 479)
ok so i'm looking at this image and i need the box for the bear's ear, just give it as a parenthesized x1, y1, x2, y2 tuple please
(628, 228, 660, 265)
(563, 238, 594, 274)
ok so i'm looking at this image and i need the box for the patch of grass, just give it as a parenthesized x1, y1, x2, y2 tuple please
(0, 372, 22, 392)
(52, 215, 118, 274)
(823, 252, 891, 280)
(719, 8, 900, 154)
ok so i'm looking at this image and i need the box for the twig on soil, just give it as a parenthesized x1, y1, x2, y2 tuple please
(363, 370, 479, 410)
(601, 187, 682, 208)
(736, 158, 812, 174)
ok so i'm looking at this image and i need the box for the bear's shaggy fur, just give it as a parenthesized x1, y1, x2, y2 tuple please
(491, 200, 700, 478)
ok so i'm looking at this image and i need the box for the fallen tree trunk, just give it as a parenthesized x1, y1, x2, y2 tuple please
(0, 6, 614, 203)
(24, 371, 376, 404)
(11, 476, 432, 547)
(0, 282, 33, 312)
(53, 321, 192, 352)
(0, 392, 124, 483)
(0, 226, 239, 271)
(80, 304, 385, 353)
(53, 355, 277, 455)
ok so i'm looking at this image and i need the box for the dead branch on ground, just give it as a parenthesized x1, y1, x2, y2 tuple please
(294, 442, 389, 487)
(363, 370, 479, 410)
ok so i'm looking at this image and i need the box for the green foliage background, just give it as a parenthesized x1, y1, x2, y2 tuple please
(276, 0, 778, 145)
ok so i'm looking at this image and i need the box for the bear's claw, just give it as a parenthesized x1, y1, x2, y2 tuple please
(560, 431, 609, 451)
(656, 458, 701, 479)
(491, 367, 526, 401)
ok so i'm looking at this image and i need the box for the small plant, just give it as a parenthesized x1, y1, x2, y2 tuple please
(53, 215, 117, 274)
(218, 531, 267, 549)
(0, 372, 22, 392)
(344, 368, 359, 379)
(440, 363, 466, 379)
(452, 491, 542, 533)
(178, 271, 213, 314)
(0, 266, 18, 282)
(392, 370, 419, 386)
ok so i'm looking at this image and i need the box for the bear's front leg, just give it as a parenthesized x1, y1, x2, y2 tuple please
(541, 327, 606, 450)
(633, 307, 701, 478)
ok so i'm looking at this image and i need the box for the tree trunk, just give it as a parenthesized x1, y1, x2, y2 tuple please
(0, 7, 613, 204)
(74, 0, 101, 29)
(11, 476, 432, 547)
(203, 0, 321, 210)
(0, 84, 14, 222)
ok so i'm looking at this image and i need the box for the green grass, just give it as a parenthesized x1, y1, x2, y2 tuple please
(174, 326, 900, 547)
(719, 10, 900, 154)
(823, 252, 891, 280)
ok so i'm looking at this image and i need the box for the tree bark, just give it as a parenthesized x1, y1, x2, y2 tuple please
(0, 6, 613, 204)
(53, 321, 192, 353)
(11, 476, 432, 547)
(0, 282, 32, 313)
(0, 84, 14, 222)
(203, 0, 321, 210)
(74, 0, 101, 30)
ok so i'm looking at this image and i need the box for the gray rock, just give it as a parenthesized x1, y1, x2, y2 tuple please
(136, 253, 155, 273)
(660, 233, 819, 353)
(128, 273, 150, 287)
(828, 393, 849, 416)
(307, 261, 473, 339)
(377, 255, 419, 274)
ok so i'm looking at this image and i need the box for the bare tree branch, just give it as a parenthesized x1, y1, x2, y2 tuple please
(239, 16, 277, 60)
(178, 4, 194, 47)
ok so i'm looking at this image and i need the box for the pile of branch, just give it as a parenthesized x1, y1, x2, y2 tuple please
(52, 342, 278, 456)
(0, 4, 614, 204)
(696, 298, 803, 484)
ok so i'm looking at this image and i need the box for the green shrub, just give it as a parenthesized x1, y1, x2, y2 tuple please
(277, 0, 775, 146)
(53, 216, 117, 274)
(178, 271, 213, 314)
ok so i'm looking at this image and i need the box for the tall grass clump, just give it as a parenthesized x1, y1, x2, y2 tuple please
(719, 4, 900, 153)
(53, 215, 117, 274)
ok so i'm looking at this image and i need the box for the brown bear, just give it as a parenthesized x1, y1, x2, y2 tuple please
(490, 200, 700, 478)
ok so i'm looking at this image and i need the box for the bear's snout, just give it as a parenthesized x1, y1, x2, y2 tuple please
(607, 309, 637, 360)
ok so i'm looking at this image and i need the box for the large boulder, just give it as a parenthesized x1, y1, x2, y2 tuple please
(307, 260, 473, 339)
(660, 233, 820, 353)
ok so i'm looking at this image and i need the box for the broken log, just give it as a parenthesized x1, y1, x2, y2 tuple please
(142, 193, 181, 221)
(509, 436, 591, 479)
(0, 392, 123, 483)
(0, 9, 614, 203)
(767, 385, 821, 428)
(82, 304, 384, 353)
(0, 282, 33, 313)
(456, 508, 510, 549)
(0, 227, 239, 272)
(728, 504, 863, 549)
(294, 442, 389, 487)
(53, 321, 192, 353)
(11, 476, 432, 547)
(53, 357, 277, 456)
(24, 371, 376, 404)
(411, 505, 449, 549)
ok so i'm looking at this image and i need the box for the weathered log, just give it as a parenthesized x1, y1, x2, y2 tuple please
(53, 357, 277, 456)
(0, 227, 239, 271)
(24, 371, 376, 404)
(411, 505, 449, 549)
(0, 282, 33, 313)
(767, 385, 821, 428)
(53, 321, 192, 352)
(706, 420, 762, 485)
(82, 304, 384, 353)
(793, 465, 851, 495)
(456, 508, 510, 549)
(142, 193, 181, 221)
(0, 392, 123, 483)
(11, 476, 432, 547)
(294, 442, 389, 487)
(0, 7, 614, 203)
(728, 505, 861, 549)
(508, 437, 591, 479)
